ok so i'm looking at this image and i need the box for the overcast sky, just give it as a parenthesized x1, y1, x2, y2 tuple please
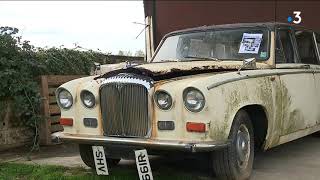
(0, 1, 145, 54)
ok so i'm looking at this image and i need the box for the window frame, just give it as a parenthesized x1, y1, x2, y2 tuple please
(275, 26, 300, 64)
(312, 32, 320, 64)
(292, 27, 319, 65)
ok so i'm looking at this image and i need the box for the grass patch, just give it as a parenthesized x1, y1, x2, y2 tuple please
(0, 163, 200, 180)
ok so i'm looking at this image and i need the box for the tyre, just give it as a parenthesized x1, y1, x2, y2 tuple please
(212, 110, 254, 180)
(79, 144, 121, 169)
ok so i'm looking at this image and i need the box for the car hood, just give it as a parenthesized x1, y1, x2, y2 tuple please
(97, 61, 272, 81)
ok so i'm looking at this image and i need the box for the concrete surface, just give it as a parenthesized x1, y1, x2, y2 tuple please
(1, 135, 320, 180)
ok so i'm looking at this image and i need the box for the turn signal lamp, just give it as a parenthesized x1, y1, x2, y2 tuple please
(60, 118, 73, 126)
(186, 122, 206, 132)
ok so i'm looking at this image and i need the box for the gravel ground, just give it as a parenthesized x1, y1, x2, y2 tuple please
(1, 135, 320, 180)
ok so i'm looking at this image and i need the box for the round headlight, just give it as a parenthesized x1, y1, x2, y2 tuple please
(154, 90, 173, 110)
(57, 88, 73, 109)
(80, 90, 96, 108)
(183, 87, 205, 112)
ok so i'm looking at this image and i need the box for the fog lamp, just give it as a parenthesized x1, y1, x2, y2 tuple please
(83, 118, 98, 128)
(158, 121, 175, 130)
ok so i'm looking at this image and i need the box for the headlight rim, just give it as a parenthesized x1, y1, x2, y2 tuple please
(183, 87, 206, 113)
(56, 87, 73, 110)
(154, 90, 173, 111)
(80, 90, 96, 109)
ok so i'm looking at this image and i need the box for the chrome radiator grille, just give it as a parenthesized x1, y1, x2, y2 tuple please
(100, 74, 152, 137)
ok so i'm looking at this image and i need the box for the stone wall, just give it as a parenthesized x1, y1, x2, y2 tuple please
(0, 100, 34, 151)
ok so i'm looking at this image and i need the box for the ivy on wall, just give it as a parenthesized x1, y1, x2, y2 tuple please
(0, 26, 123, 148)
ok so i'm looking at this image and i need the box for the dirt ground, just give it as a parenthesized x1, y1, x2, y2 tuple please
(1, 134, 320, 180)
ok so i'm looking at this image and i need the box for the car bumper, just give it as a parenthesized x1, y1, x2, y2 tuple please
(51, 132, 229, 153)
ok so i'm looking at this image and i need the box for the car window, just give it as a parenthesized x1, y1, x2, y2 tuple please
(294, 30, 318, 64)
(276, 29, 296, 63)
(153, 28, 270, 62)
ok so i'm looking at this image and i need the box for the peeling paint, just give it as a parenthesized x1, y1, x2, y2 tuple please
(95, 61, 272, 82)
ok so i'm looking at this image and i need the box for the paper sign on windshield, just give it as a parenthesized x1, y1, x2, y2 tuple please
(238, 33, 263, 54)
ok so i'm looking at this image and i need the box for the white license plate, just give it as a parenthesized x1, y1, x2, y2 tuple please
(135, 149, 153, 180)
(92, 146, 109, 175)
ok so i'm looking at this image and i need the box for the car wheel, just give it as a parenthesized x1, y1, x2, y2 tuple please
(79, 144, 121, 169)
(212, 110, 254, 180)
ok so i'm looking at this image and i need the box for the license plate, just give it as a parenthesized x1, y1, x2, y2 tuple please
(92, 146, 109, 175)
(135, 149, 153, 180)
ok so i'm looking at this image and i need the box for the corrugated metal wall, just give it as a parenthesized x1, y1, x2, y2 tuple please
(144, 0, 320, 49)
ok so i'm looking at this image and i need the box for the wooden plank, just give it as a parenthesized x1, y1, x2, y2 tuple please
(39, 75, 51, 145)
(51, 124, 64, 133)
(48, 87, 57, 96)
(47, 75, 84, 86)
(49, 104, 60, 115)
(50, 115, 61, 125)
(49, 96, 57, 105)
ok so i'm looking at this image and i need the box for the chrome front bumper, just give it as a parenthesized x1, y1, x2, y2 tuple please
(52, 132, 229, 153)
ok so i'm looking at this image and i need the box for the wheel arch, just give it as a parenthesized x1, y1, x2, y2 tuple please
(229, 104, 269, 151)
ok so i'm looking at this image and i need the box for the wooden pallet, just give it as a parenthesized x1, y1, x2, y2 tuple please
(39, 75, 84, 145)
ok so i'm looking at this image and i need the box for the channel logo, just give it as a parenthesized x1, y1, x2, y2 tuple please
(287, 11, 302, 24)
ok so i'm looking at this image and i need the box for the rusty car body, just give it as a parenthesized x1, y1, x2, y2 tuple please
(52, 22, 320, 179)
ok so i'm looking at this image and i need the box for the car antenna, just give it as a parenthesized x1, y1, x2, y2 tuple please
(133, 22, 150, 39)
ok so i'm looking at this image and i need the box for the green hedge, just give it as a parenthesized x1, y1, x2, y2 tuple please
(0, 26, 125, 147)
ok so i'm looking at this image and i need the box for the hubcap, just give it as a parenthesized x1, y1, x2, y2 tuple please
(236, 124, 250, 168)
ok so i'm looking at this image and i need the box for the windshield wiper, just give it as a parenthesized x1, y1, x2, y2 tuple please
(183, 55, 221, 61)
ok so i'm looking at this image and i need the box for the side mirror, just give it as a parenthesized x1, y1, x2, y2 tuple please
(237, 58, 256, 75)
(243, 58, 256, 68)
(93, 62, 101, 75)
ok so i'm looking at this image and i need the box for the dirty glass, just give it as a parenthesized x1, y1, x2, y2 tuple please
(276, 29, 296, 63)
(294, 30, 318, 65)
(152, 28, 269, 62)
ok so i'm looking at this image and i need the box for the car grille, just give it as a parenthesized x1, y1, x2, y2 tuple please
(100, 74, 152, 137)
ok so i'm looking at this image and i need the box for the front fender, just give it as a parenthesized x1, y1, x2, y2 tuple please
(206, 71, 278, 145)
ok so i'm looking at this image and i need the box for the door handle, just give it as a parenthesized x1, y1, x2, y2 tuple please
(302, 64, 310, 69)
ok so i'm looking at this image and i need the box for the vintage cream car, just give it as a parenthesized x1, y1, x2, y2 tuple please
(52, 22, 320, 179)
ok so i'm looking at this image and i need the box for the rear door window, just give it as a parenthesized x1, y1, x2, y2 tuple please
(276, 29, 297, 63)
(294, 30, 319, 64)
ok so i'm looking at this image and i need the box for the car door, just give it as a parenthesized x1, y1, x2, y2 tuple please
(276, 27, 318, 137)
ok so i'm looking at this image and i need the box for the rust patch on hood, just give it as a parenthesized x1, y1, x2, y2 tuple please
(95, 61, 272, 81)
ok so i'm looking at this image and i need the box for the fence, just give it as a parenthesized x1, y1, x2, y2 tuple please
(39, 75, 84, 145)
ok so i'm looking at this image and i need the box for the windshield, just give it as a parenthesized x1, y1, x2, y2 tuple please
(152, 28, 270, 62)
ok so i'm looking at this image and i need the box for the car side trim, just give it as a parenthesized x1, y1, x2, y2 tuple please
(207, 69, 319, 90)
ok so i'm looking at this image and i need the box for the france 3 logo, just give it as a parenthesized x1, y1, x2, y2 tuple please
(287, 11, 302, 24)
